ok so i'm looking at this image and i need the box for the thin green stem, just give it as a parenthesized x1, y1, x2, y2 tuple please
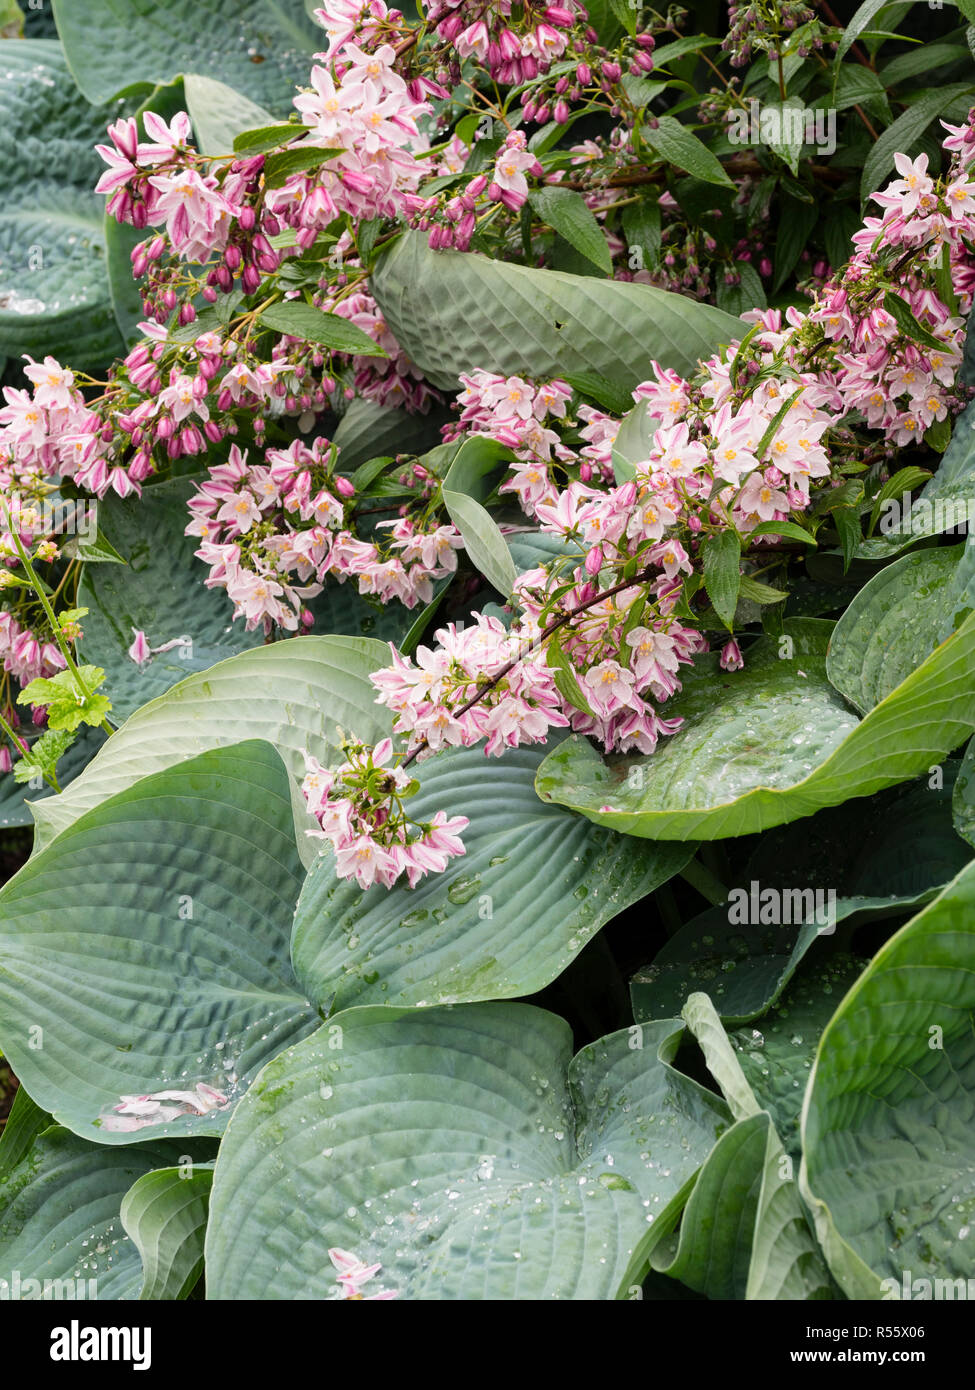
(0, 501, 113, 737)
(678, 856, 728, 907)
(0, 708, 60, 793)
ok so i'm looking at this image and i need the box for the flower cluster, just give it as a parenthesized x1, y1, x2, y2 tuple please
(268, 41, 432, 247)
(446, 368, 574, 514)
(301, 736, 469, 888)
(372, 612, 569, 756)
(186, 439, 463, 632)
(808, 143, 975, 445)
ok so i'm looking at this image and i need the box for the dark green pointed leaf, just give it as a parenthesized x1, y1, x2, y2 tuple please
(529, 186, 613, 275)
(258, 300, 387, 355)
(642, 116, 734, 186)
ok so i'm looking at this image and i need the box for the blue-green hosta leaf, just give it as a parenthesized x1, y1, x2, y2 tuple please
(0, 1128, 214, 1300)
(119, 1161, 214, 1299)
(0, 40, 124, 369)
(631, 767, 972, 1024)
(611, 397, 659, 483)
(331, 398, 452, 474)
(29, 635, 391, 855)
(536, 615, 975, 840)
(292, 743, 693, 1009)
(51, 0, 319, 112)
(183, 74, 274, 155)
(827, 542, 974, 714)
(506, 530, 578, 574)
(370, 231, 742, 392)
(800, 861, 975, 1299)
(0, 742, 319, 1143)
(649, 993, 837, 1301)
(205, 1007, 731, 1299)
(78, 476, 263, 724)
(857, 397, 975, 560)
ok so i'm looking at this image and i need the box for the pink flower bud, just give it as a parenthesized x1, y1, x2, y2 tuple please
(720, 639, 744, 672)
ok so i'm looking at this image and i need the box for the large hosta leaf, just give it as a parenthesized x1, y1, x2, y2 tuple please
(120, 1161, 214, 1299)
(205, 1006, 731, 1299)
(0, 40, 123, 368)
(183, 74, 273, 155)
(0, 1086, 53, 1177)
(79, 477, 263, 724)
(51, 0, 318, 112)
(631, 768, 972, 1024)
(0, 742, 319, 1143)
(30, 635, 391, 853)
(370, 231, 742, 391)
(0, 1127, 214, 1300)
(826, 542, 973, 714)
(292, 742, 693, 1010)
(537, 615, 975, 840)
(800, 861, 975, 1299)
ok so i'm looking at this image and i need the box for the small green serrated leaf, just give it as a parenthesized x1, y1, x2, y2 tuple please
(641, 115, 734, 187)
(263, 145, 345, 189)
(232, 122, 300, 154)
(529, 186, 613, 275)
(702, 531, 742, 630)
(257, 302, 386, 356)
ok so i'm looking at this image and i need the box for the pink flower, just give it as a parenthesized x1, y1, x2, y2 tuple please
(328, 1248, 398, 1300)
(127, 628, 151, 665)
